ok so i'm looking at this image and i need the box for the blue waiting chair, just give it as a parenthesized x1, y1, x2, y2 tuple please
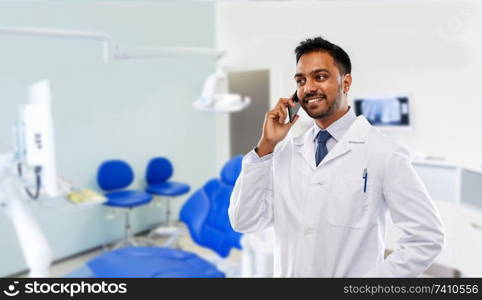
(97, 159, 153, 249)
(145, 157, 190, 244)
(72, 156, 244, 278)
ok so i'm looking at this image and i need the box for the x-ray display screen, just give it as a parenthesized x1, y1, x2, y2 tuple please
(353, 96, 410, 126)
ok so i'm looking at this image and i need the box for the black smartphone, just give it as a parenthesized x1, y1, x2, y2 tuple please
(288, 91, 301, 123)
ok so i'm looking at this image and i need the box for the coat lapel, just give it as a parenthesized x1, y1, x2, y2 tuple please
(318, 116, 371, 167)
(294, 116, 372, 169)
(294, 129, 316, 170)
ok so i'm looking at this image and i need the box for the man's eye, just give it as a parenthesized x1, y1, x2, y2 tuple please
(317, 75, 327, 80)
(296, 79, 305, 85)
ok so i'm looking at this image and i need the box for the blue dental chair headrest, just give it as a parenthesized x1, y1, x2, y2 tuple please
(220, 155, 243, 186)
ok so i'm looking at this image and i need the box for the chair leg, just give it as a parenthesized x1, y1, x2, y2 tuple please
(110, 208, 139, 249)
(125, 208, 134, 243)
(146, 196, 186, 248)
(165, 197, 171, 226)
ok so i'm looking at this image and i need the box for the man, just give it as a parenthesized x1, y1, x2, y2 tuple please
(228, 36, 445, 277)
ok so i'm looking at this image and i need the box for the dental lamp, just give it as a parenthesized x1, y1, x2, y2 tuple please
(193, 58, 251, 113)
(193, 67, 251, 113)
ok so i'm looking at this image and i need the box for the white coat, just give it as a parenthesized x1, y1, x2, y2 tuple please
(228, 116, 445, 277)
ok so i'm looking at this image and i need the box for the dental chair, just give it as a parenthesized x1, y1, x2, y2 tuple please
(68, 156, 243, 278)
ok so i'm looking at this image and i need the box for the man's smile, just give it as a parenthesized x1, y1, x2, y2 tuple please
(303, 95, 326, 104)
(306, 97, 324, 104)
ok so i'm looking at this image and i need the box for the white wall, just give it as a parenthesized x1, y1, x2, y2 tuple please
(217, 0, 482, 168)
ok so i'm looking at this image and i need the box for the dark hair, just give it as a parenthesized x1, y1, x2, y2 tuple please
(295, 36, 351, 75)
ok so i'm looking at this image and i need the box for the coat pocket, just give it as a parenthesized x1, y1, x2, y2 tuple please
(326, 176, 372, 228)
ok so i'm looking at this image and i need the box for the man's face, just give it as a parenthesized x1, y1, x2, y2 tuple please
(294, 51, 349, 119)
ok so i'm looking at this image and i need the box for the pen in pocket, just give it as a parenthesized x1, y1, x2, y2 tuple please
(362, 168, 368, 193)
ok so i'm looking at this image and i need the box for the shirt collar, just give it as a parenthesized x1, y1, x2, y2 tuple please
(312, 106, 357, 143)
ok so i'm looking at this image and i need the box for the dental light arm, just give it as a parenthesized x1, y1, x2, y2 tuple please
(0, 26, 222, 62)
(198, 68, 228, 107)
(0, 26, 244, 113)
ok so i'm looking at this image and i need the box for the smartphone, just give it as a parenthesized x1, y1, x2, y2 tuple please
(288, 91, 301, 123)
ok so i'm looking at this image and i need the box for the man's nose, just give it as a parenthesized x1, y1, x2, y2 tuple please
(303, 78, 318, 95)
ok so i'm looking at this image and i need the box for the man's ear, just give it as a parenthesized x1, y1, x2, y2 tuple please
(343, 74, 352, 94)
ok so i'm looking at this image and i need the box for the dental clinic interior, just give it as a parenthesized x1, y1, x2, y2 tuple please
(1, 0, 481, 278)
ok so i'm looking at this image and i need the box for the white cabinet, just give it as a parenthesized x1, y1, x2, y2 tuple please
(453, 205, 482, 276)
(385, 160, 482, 277)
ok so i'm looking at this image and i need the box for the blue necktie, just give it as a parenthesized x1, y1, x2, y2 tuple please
(315, 130, 331, 166)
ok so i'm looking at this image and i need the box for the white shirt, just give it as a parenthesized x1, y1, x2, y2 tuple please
(312, 106, 357, 154)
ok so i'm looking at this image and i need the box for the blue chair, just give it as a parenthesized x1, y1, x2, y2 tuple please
(97, 159, 153, 249)
(145, 157, 190, 243)
(72, 156, 244, 278)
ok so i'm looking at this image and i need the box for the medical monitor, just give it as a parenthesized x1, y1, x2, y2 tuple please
(353, 96, 410, 127)
(15, 79, 59, 198)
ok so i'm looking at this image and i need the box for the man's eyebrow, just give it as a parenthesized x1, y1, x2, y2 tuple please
(294, 68, 331, 78)
(311, 68, 331, 74)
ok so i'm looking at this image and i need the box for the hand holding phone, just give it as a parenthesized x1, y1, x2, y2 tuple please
(288, 91, 301, 123)
(256, 93, 300, 157)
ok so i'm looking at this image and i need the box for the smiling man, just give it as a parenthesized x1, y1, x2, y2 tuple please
(228, 36, 445, 277)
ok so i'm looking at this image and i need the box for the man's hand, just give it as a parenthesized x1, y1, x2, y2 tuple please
(256, 97, 300, 157)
